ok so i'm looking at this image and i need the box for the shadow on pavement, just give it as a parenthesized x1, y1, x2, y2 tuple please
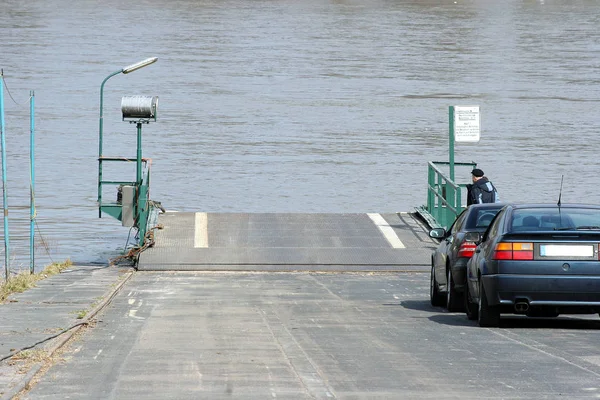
(429, 312, 600, 330)
(396, 299, 437, 312)
(498, 316, 600, 330)
(425, 313, 600, 329)
(428, 314, 474, 327)
(387, 299, 600, 329)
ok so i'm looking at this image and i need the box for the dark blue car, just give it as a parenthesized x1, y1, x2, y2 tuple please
(429, 203, 505, 311)
(465, 203, 600, 327)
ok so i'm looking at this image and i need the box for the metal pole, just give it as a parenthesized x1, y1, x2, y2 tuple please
(448, 106, 455, 182)
(30, 90, 35, 273)
(0, 70, 9, 278)
(136, 123, 142, 187)
(98, 69, 123, 217)
(135, 122, 146, 246)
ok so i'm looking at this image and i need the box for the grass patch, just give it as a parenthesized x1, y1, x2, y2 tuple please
(0, 260, 72, 304)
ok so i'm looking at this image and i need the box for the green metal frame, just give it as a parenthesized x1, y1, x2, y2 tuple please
(97, 58, 158, 249)
(416, 161, 477, 230)
(416, 105, 480, 230)
(98, 121, 152, 247)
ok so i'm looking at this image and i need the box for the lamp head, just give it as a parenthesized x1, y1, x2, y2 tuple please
(122, 57, 158, 74)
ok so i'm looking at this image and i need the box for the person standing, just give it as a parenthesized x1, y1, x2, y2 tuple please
(467, 168, 499, 205)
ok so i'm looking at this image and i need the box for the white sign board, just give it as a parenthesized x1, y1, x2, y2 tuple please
(453, 106, 480, 142)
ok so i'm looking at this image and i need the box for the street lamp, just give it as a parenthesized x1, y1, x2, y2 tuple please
(98, 57, 157, 210)
(121, 57, 159, 74)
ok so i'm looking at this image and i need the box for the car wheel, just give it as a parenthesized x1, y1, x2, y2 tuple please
(430, 263, 445, 307)
(477, 279, 500, 327)
(464, 281, 478, 320)
(446, 267, 464, 312)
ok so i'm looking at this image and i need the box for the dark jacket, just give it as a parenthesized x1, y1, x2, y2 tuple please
(467, 177, 499, 205)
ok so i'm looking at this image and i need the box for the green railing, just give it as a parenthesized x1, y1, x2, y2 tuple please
(97, 59, 158, 251)
(98, 155, 152, 247)
(416, 161, 477, 230)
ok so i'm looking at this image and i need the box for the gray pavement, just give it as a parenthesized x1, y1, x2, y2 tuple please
(7, 270, 600, 400)
(2, 266, 600, 399)
(2, 211, 438, 398)
(4, 213, 600, 399)
(139, 212, 436, 271)
(0, 265, 133, 399)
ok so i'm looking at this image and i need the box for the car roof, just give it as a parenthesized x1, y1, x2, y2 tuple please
(508, 203, 600, 210)
(466, 203, 508, 209)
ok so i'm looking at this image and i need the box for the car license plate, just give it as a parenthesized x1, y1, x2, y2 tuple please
(540, 244, 594, 257)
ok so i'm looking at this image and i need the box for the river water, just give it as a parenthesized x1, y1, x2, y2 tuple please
(0, 0, 599, 271)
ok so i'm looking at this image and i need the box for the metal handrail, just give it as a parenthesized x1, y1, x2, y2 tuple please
(98, 158, 151, 209)
(423, 161, 476, 229)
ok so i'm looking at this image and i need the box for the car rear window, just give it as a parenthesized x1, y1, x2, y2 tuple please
(465, 208, 502, 229)
(511, 208, 600, 231)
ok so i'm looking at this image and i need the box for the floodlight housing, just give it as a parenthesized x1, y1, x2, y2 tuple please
(121, 96, 158, 121)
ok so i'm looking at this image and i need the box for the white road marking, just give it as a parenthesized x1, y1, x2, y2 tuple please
(194, 212, 209, 248)
(128, 309, 144, 320)
(367, 213, 406, 249)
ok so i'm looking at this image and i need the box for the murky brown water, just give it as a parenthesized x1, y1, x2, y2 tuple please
(1, 0, 599, 270)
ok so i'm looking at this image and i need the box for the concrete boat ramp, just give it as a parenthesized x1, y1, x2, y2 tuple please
(138, 212, 435, 271)
(9, 212, 600, 399)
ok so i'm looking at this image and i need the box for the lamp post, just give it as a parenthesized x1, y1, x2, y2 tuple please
(98, 57, 158, 214)
(0, 70, 8, 278)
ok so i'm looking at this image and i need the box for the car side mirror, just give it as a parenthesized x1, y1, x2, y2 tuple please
(429, 228, 447, 239)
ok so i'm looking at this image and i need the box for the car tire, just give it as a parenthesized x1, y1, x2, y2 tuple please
(430, 263, 445, 307)
(477, 279, 500, 327)
(464, 281, 478, 320)
(446, 267, 464, 312)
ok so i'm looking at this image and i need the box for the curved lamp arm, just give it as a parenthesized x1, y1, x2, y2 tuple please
(97, 57, 158, 207)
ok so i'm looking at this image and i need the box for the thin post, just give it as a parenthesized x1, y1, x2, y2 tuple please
(136, 122, 142, 188)
(136, 122, 146, 245)
(98, 69, 123, 217)
(427, 164, 434, 213)
(0, 70, 9, 278)
(448, 106, 455, 182)
(30, 90, 35, 273)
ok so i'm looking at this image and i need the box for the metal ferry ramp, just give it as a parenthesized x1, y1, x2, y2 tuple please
(138, 212, 436, 271)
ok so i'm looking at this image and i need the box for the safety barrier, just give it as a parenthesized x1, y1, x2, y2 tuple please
(98, 156, 153, 247)
(416, 161, 477, 230)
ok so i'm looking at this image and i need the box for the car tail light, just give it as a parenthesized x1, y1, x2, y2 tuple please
(458, 241, 477, 258)
(493, 242, 534, 260)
